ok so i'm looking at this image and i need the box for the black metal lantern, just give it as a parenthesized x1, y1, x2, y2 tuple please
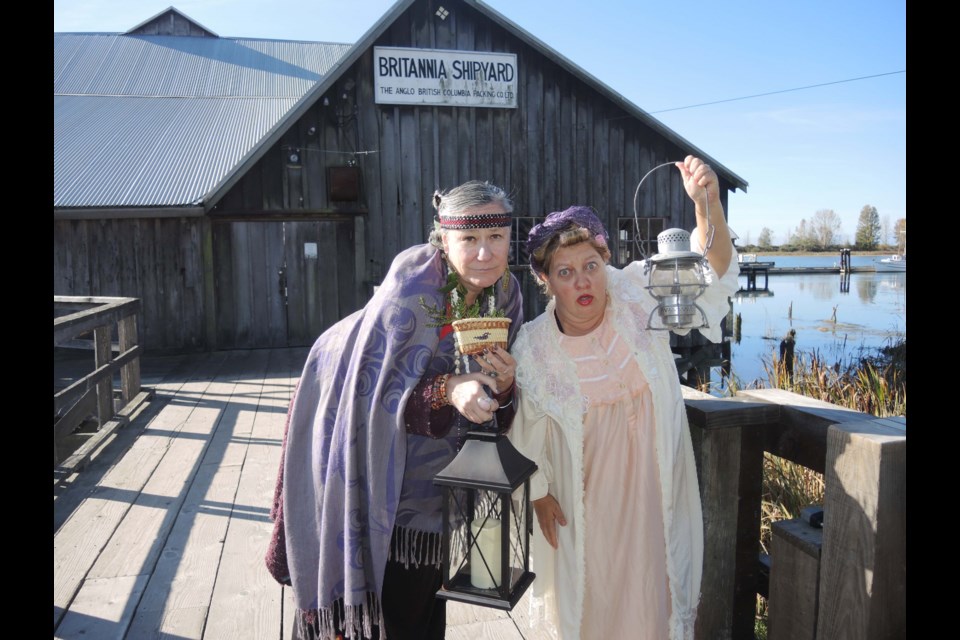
(433, 429, 537, 610)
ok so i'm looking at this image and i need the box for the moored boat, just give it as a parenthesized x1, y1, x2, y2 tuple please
(874, 253, 906, 272)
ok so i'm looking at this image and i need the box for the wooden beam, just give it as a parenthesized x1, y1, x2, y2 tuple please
(118, 315, 141, 403)
(737, 389, 869, 473)
(54, 207, 204, 220)
(816, 420, 906, 640)
(94, 326, 114, 426)
(54, 298, 141, 345)
(769, 519, 823, 640)
(683, 395, 779, 640)
(54, 345, 142, 414)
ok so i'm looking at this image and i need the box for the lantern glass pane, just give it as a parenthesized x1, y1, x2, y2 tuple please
(443, 485, 531, 595)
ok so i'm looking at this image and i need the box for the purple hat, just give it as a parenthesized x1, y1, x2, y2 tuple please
(526, 205, 610, 273)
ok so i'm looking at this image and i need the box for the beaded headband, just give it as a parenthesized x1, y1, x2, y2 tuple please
(438, 212, 512, 230)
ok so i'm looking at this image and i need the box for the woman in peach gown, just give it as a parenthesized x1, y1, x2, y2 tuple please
(509, 157, 739, 639)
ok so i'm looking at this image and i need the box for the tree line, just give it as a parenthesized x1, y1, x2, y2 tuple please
(745, 206, 906, 252)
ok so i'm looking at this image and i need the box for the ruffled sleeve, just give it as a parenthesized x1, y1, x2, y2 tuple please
(509, 386, 553, 501)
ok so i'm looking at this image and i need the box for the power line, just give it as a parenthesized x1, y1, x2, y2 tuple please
(649, 70, 906, 114)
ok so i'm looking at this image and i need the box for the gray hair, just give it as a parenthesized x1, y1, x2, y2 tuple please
(428, 180, 514, 248)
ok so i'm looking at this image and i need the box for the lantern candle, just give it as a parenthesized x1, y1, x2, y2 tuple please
(470, 518, 502, 589)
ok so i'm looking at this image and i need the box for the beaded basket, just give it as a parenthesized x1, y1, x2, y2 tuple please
(450, 318, 512, 356)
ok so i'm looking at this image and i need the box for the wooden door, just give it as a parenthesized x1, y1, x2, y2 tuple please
(212, 221, 288, 348)
(213, 219, 363, 348)
(283, 220, 360, 347)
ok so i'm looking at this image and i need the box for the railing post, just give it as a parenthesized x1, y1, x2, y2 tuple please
(118, 314, 141, 403)
(684, 395, 780, 640)
(815, 418, 905, 640)
(93, 325, 113, 426)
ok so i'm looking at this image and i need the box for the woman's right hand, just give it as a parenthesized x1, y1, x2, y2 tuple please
(446, 373, 501, 424)
(533, 494, 567, 549)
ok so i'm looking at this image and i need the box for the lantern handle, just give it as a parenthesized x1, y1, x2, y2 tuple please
(632, 161, 715, 260)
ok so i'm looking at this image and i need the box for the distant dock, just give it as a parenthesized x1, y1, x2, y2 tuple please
(737, 255, 876, 292)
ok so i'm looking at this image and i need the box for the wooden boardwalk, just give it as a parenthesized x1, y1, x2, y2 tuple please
(54, 348, 548, 640)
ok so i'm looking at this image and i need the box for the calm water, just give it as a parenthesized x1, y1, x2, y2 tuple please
(718, 255, 907, 389)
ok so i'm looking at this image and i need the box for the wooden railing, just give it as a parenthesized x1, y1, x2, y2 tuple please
(682, 387, 906, 640)
(54, 296, 152, 474)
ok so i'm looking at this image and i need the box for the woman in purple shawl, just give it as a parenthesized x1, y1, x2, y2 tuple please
(267, 181, 523, 639)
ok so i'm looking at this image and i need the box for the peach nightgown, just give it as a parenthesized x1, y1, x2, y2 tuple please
(558, 310, 670, 639)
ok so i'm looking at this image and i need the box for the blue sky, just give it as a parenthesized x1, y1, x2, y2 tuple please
(54, 0, 906, 245)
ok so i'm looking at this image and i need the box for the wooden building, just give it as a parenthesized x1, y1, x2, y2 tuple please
(54, 0, 748, 352)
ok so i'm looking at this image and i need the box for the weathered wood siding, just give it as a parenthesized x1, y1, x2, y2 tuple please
(53, 218, 206, 352)
(214, 0, 734, 329)
(56, 0, 738, 351)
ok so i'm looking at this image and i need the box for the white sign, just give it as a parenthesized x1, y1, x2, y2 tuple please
(374, 46, 517, 108)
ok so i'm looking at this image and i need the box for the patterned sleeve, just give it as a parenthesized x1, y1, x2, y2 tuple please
(403, 374, 456, 438)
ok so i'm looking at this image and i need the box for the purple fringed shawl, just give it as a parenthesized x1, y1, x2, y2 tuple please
(270, 244, 522, 639)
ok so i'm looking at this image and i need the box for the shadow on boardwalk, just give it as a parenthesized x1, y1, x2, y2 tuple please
(54, 348, 546, 640)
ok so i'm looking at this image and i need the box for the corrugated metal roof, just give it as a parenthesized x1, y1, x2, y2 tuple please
(54, 33, 352, 208)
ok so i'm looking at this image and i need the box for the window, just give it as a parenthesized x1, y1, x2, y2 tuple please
(509, 216, 542, 267)
(616, 217, 666, 266)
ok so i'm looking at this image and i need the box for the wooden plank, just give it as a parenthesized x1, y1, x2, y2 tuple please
(232, 223, 253, 347)
(53, 355, 229, 631)
(501, 588, 557, 640)
(123, 463, 242, 638)
(623, 129, 640, 227)
(541, 67, 559, 214)
(55, 574, 149, 640)
(437, 100, 459, 193)
(608, 121, 624, 222)
(815, 421, 905, 640)
(56, 391, 153, 480)
(182, 217, 205, 350)
(574, 86, 591, 206)
(54, 388, 97, 443)
(138, 218, 159, 349)
(318, 222, 340, 331)
(205, 348, 299, 638)
(524, 60, 543, 219)
(379, 107, 401, 261)
(53, 220, 74, 295)
(591, 103, 610, 218)
(54, 297, 140, 343)
(94, 326, 114, 426)
(354, 213, 368, 310)
(54, 345, 142, 414)
(303, 107, 324, 210)
(249, 221, 271, 347)
(54, 353, 214, 529)
(691, 423, 740, 640)
(356, 50, 382, 289)
(769, 519, 823, 640)
(414, 107, 435, 231)
(557, 73, 575, 208)
(684, 396, 781, 430)
(337, 221, 358, 317)
(284, 221, 309, 346)
(118, 315, 141, 403)
(445, 618, 525, 640)
(265, 221, 287, 347)
(737, 389, 869, 473)
(86, 350, 266, 582)
(400, 104, 423, 250)
(212, 221, 235, 349)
